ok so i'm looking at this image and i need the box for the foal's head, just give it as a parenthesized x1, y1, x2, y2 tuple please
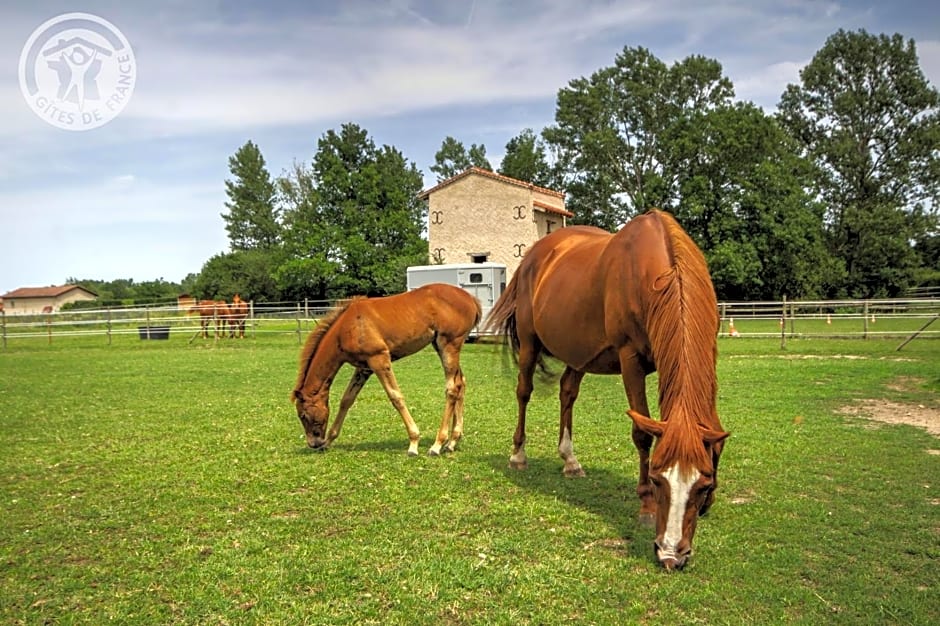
(629, 410, 729, 570)
(293, 387, 330, 449)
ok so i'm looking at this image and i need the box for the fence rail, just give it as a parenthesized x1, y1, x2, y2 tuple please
(2, 297, 939, 349)
(0, 299, 339, 348)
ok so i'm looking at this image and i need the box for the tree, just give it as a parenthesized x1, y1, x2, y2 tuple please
(276, 123, 428, 299)
(669, 103, 838, 300)
(544, 46, 734, 228)
(777, 29, 940, 297)
(429, 136, 490, 181)
(193, 249, 280, 302)
(498, 128, 552, 187)
(222, 140, 281, 251)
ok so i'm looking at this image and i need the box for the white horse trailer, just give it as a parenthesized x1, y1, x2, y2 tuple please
(406, 263, 507, 336)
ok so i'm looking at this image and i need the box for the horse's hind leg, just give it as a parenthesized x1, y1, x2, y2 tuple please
(430, 340, 466, 456)
(326, 368, 372, 445)
(558, 366, 586, 477)
(510, 339, 541, 470)
(369, 354, 421, 456)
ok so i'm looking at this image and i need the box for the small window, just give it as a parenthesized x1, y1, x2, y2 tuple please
(468, 273, 483, 284)
(470, 254, 488, 263)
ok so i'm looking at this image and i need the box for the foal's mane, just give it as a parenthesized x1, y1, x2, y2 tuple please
(645, 211, 719, 472)
(293, 298, 362, 393)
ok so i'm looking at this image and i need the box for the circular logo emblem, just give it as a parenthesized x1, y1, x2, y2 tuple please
(18, 13, 137, 131)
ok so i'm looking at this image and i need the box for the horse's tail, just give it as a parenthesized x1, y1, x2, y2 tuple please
(483, 276, 520, 357)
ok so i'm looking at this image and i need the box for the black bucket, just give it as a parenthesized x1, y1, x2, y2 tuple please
(138, 326, 170, 340)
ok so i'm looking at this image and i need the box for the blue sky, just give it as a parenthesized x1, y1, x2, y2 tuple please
(2, 0, 938, 293)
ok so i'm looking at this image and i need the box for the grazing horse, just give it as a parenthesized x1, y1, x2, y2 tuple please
(189, 300, 230, 339)
(484, 209, 729, 570)
(228, 294, 249, 338)
(292, 283, 482, 456)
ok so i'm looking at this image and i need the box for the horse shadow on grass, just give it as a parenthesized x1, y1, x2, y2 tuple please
(292, 438, 408, 455)
(480, 452, 655, 563)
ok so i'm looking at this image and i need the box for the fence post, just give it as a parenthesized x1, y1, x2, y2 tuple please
(249, 300, 255, 339)
(107, 307, 112, 346)
(863, 301, 869, 339)
(296, 305, 302, 345)
(1, 309, 5, 350)
(780, 295, 787, 350)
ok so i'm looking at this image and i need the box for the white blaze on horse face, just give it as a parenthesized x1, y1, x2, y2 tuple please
(659, 463, 700, 559)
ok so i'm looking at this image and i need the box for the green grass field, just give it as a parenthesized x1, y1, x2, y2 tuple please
(1, 331, 938, 624)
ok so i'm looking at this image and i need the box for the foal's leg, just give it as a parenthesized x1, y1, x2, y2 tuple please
(510, 340, 540, 470)
(368, 354, 421, 456)
(558, 366, 586, 477)
(429, 339, 466, 456)
(326, 368, 372, 445)
(620, 352, 655, 526)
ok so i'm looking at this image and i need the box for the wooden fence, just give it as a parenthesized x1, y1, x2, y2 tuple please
(0, 299, 338, 349)
(1, 297, 938, 350)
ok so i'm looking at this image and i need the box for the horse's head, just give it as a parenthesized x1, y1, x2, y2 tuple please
(629, 410, 729, 570)
(293, 387, 330, 449)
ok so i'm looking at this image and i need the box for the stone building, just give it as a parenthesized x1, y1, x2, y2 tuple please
(418, 167, 571, 280)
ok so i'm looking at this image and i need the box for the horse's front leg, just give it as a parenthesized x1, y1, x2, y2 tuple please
(621, 352, 655, 526)
(326, 368, 372, 445)
(369, 355, 421, 456)
(558, 366, 586, 477)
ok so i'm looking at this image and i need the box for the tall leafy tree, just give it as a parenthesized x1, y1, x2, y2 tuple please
(429, 136, 490, 181)
(498, 128, 552, 187)
(277, 123, 427, 298)
(193, 249, 280, 302)
(670, 103, 838, 299)
(777, 29, 940, 297)
(544, 46, 734, 228)
(222, 140, 280, 251)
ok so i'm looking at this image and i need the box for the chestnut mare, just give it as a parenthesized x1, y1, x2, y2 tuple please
(293, 283, 482, 456)
(485, 210, 729, 570)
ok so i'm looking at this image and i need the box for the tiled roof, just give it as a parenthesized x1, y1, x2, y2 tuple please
(418, 167, 565, 200)
(1, 284, 97, 299)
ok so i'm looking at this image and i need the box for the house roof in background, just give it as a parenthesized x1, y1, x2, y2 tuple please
(1, 284, 98, 299)
(418, 167, 565, 200)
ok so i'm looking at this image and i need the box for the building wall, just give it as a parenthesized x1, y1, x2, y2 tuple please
(428, 174, 538, 279)
(4, 290, 96, 315)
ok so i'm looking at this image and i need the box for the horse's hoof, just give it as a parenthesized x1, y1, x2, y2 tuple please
(427, 448, 441, 457)
(563, 466, 586, 478)
(508, 460, 528, 470)
(638, 512, 655, 528)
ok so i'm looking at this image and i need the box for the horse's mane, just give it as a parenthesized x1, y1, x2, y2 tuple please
(293, 298, 362, 394)
(646, 210, 719, 473)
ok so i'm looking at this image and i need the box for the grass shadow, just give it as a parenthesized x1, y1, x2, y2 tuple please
(480, 453, 653, 563)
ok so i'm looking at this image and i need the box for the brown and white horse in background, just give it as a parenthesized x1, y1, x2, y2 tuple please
(227, 294, 249, 338)
(188, 300, 231, 339)
(485, 209, 729, 570)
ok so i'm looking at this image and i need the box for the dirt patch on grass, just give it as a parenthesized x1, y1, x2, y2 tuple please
(838, 399, 940, 437)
